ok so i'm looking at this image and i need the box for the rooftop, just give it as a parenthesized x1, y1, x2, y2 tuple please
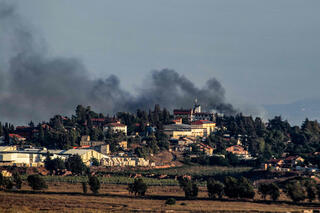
(164, 124, 191, 131)
(191, 120, 215, 125)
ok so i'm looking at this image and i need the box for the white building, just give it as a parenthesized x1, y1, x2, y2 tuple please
(103, 121, 127, 135)
(101, 156, 150, 167)
(0, 146, 106, 167)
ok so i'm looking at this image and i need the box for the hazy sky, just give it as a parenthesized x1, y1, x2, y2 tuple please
(7, 0, 320, 107)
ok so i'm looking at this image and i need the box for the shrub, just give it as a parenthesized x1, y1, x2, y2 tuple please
(258, 183, 269, 200)
(128, 178, 148, 196)
(88, 176, 100, 194)
(165, 198, 176, 205)
(4, 178, 13, 190)
(0, 173, 4, 188)
(82, 182, 87, 194)
(207, 179, 224, 199)
(224, 176, 239, 198)
(13, 172, 22, 189)
(224, 176, 255, 199)
(316, 184, 320, 201)
(259, 183, 280, 201)
(302, 180, 316, 202)
(238, 177, 255, 199)
(284, 181, 306, 203)
(269, 184, 280, 201)
(27, 174, 48, 190)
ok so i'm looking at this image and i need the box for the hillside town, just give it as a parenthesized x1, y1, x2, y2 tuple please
(2, 101, 320, 212)
(1, 101, 319, 176)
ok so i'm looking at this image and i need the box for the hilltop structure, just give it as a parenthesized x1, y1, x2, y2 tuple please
(173, 99, 215, 123)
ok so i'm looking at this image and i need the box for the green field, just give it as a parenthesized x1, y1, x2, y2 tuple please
(140, 165, 253, 176)
(21, 166, 252, 186)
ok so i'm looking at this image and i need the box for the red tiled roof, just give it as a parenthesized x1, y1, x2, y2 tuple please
(9, 134, 25, 139)
(41, 124, 51, 129)
(199, 143, 214, 150)
(106, 122, 126, 127)
(285, 156, 301, 161)
(191, 120, 215, 125)
(16, 126, 30, 130)
(173, 109, 192, 115)
(91, 118, 105, 122)
(268, 159, 283, 164)
(226, 145, 246, 152)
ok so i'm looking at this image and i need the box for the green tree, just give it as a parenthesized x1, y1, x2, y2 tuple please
(0, 173, 3, 189)
(4, 178, 13, 190)
(224, 176, 239, 198)
(82, 182, 87, 194)
(269, 184, 280, 201)
(13, 172, 22, 189)
(316, 184, 320, 201)
(284, 181, 306, 203)
(45, 156, 66, 174)
(128, 178, 148, 196)
(238, 177, 255, 199)
(207, 179, 224, 199)
(91, 157, 100, 166)
(88, 176, 100, 194)
(65, 154, 86, 175)
(258, 183, 280, 201)
(27, 174, 48, 190)
(178, 177, 198, 199)
(146, 135, 159, 154)
(304, 180, 316, 202)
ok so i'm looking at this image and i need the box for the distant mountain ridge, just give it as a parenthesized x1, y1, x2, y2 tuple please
(264, 98, 320, 126)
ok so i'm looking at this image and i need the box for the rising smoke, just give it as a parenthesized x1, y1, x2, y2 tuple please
(0, 2, 236, 124)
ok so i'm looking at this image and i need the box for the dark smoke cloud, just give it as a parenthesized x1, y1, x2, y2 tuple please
(0, 3, 236, 124)
(127, 69, 236, 115)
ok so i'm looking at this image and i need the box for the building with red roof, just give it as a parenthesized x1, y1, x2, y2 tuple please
(103, 121, 127, 135)
(173, 101, 215, 123)
(9, 134, 26, 144)
(191, 120, 216, 136)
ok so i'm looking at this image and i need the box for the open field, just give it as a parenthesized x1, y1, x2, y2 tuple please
(1, 182, 320, 212)
(135, 165, 253, 176)
(17, 166, 253, 187)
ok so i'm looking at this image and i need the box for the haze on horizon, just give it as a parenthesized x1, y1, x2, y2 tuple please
(0, 0, 320, 125)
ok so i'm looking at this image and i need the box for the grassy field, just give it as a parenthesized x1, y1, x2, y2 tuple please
(0, 182, 319, 212)
(141, 165, 253, 176)
(3, 166, 318, 212)
(38, 175, 180, 186)
(19, 166, 253, 187)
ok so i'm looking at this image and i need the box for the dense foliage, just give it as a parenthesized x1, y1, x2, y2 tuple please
(65, 154, 86, 175)
(128, 178, 148, 196)
(178, 176, 198, 199)
(88, 176, 100, 194)
(258, 183, 280, 201)
(1, 103, 320, 164)
(27, 174, 48, 190)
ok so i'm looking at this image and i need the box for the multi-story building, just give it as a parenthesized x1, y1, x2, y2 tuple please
(103, 121, 127, 135)
(163, 124, 206, 139)
(0, 146, 107, 166)
(191, 120, 216, 136)
(173, 100, 215, 123)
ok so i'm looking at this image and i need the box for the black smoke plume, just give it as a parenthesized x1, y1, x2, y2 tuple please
(0, 3, 236, 124)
